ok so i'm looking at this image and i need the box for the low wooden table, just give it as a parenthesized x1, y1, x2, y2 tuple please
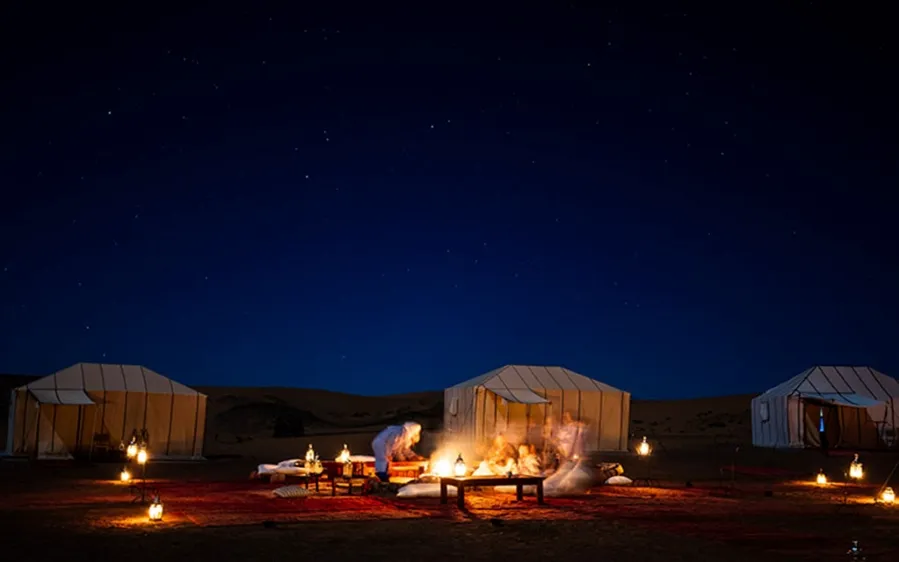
(439, 476, 546, 509)
(331, 476, 367, 496)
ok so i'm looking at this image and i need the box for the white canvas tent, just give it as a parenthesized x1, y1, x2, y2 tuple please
(5, 363, 206, 460)
(444, 365, 631, 453)
(751, 366, 899, 449)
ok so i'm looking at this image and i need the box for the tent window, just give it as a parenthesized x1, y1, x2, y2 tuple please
(759, 402, 769, 422)
(449, 397, 458, 416)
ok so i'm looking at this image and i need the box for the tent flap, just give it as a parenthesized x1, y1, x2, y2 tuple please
(29, 389, 95, 405)
(491, 387, 549, 404)
(799, 392, 884, 408)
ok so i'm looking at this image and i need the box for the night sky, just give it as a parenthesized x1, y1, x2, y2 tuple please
(2, 3, 897, 398)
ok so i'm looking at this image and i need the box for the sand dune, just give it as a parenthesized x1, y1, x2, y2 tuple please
(1, 373, 753, 460)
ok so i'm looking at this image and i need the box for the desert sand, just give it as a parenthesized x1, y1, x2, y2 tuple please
(2, 376, 897, 561)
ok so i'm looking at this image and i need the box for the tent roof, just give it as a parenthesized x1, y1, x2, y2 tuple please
(758, 366, 899, 402)
(18, 363, 203, 396)
(450, 365, 626, 394)
(29, 389, 95, 405)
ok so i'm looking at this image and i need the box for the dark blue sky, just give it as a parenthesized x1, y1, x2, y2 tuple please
(1, 2, 897, 398)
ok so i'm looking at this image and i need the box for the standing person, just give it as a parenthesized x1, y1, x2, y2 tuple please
(818, 408, 830, 455)
(371, 422, 424, 482)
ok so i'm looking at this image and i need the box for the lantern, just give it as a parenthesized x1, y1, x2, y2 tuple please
(848, 454, 863, 480)
(136, 448, 148, 465)
(882, 487, 895, 504)
(305, 444, 316, 463)
(816, 469, 827, 485)
(454, 453, 466, 477)
(637, 436, 651, 456)
(312, 455, 323, 475)
(148, 496, 163, 521)
(120, 468, 132, 482)
(126, 442, 138, 459)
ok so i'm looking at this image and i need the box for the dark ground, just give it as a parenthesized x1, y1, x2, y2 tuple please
(1, 449, 897, 562)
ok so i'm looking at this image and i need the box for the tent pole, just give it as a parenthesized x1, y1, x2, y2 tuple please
(75, 405, 83, 455)
(20, 393, 28, 455)
(190, 393, 200, 458)
(50, 404, 58, 454)
(165, 382, 175, 456)
(34, 404, 41, 459)
(88, 408, 97, 462)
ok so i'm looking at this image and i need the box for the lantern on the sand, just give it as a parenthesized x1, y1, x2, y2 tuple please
(816, 469, 827, 485)
(148, 496, 163, 522)
(637, 436, 651, 456)
(881, 487, 895, 504)
(848, 454, 863, 480)
(454, 454, 467, 477)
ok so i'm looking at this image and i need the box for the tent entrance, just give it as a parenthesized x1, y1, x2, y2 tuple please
(802, 399, 884, 450)
(28, 390, 97, 460)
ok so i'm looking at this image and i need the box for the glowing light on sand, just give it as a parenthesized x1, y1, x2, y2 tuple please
(816, 469, 827, 485)
(120, 468, 131, 482)
(881, 487, 895, 504)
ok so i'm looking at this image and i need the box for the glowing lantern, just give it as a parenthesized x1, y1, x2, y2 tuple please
(305, 444, 316, 463)
(126, 443, 138, 459)
(816, 469, 827, 485)
(882, 487, 895, 504)
(120, 468, 132, 482)
(637, 436, 651, 456)
(148, 496, 163, 522)
(312, 455, 324, 475)
(454, 453, 466, 477)
(336, 444, 351, 463)
(849, 454, 863, 480)
(136, 448, 148, 465)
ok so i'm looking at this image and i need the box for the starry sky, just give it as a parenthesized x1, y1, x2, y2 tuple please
(1, 2, 897, 398)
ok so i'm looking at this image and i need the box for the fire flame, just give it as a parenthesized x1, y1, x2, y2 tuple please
(816, 470, 827, 485)
(336, 444, 351, 463)
(432, 459, 452, 477)
(881, 487, 894, 504)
